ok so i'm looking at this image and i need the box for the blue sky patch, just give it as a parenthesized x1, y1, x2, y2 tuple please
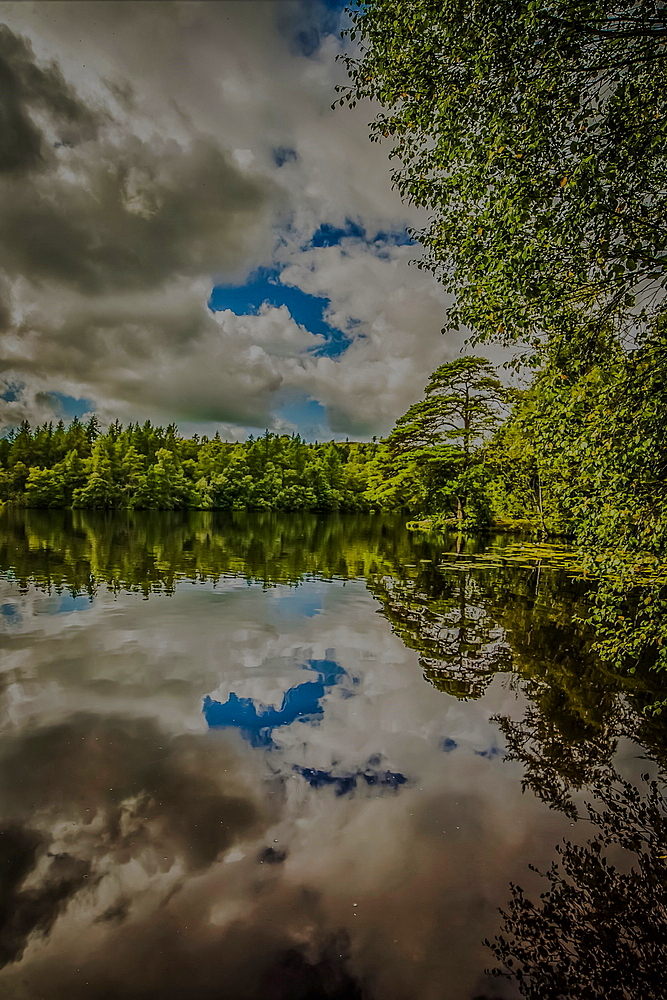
(48, 392, 95, 420)
(273, 146, 298, 167)
(288, 0, 347, 58)
(293, 761, 408, 797)
(0, 387, 94, 428)
(209, 266, 351, 357)
(275, 396, 330, 440)
(52, 593, 93, 614)
(33, 593, 93, 616)
(0, 382, 21, 403)
(374, 228, 417, 247)
(309, 220, 415, 249)
(203, 657, 346, 747)
(310, 220, 366, 247)
(209, 222, 416, 363)
(304, 657, 346, 686)
(272, 588, 323, 619)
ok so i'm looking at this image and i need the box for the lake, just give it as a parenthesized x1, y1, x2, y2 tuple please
(0, 509, 665, 1000)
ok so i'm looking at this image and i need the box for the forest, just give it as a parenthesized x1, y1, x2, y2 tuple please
(0, 343, 661, 555)
(0, 416, 379, 513)
(0, 356, 524, 517)
(2, 0, 667, 688)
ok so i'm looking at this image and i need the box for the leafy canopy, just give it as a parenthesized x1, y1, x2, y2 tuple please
(366, 356, 508, 518)
(338, 1, 667, 346)
(388, 355, 508, 458)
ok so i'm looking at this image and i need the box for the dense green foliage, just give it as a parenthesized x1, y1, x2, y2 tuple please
(0, 358, 513, 519)
(338, 0, 667, 548)
(464, 326, 667, 553)
(0, 418, 377, 511)
(0, 355, 519, 525)
(339, 0, 667, 348)
(338, 7, 667, 991)
(339, 0, 667, 701)
(2, 340, 665, 557)
(368, 356, 509, 523)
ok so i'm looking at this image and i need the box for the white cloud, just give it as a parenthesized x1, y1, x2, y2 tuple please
(278, 241, 460, 435)
(0, 0, 515, 438)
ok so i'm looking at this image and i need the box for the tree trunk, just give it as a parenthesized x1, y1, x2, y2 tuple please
(536, 468, 546, 536)
(456, 494, 464, 528)
(463, 386, 470, 465)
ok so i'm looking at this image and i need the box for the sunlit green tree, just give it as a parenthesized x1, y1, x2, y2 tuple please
(368, 356, 507, 522)
(339, 0, 667, 348)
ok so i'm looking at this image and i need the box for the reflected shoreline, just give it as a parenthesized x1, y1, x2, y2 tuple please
(0, 509, 666, 999)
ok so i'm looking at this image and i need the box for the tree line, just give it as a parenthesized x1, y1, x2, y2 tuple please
(0, 343, 662, 555)
(0, 419, 378, 511)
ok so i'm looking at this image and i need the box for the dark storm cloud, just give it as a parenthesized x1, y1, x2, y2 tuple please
(0, 23, 103, 175)
(8, 882, 369, 1000)
(0, 15, 281, 426)
(261, 935, 365, 1000)
(27, 917, 368, 1000)
(0, 824, 90, 968)
(0, 112, 269, 296)
(0, 18, 271, 304)
(0, 713, 265, 871)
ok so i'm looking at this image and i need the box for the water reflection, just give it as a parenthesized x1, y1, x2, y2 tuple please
(204, 658, 349, 748)
(0, 508, 665, 999)
(488, 769, 667, 1000)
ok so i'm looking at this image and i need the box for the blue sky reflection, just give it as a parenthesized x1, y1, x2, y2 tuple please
(203, 657, 346, 747)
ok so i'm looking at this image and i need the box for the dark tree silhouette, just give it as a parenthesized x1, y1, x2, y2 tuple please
(487, 771, 667, 1000)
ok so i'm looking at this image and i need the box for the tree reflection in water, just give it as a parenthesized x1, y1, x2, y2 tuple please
(366, 535, 667, 1000)
(2, 507, 667, 999)
(487, 769, 667, 1000)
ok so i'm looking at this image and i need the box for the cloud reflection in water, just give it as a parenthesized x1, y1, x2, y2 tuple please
(0, 568, 570, 1000)
(203, 658, 347, 748)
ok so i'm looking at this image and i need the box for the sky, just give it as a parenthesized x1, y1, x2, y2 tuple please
(0, 0, 510, 441)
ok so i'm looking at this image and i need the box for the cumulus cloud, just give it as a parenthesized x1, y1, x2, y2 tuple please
(0, 21, 103, 177)
(278, 240, 458, 435)
(0, 0, 516, 437)
(0, 5, 282, 429)
(0, 134, 270, 297)
(3, 286, 323, 427)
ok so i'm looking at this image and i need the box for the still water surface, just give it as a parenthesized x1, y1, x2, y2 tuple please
(0, 510, 665, 1000)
